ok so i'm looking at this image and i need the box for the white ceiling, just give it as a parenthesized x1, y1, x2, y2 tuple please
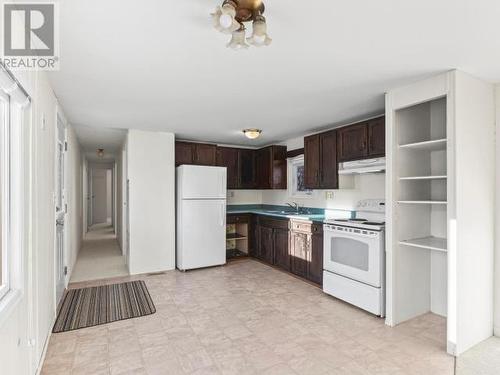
(73, 124, 126, 162)
(49, 0, 500, 147)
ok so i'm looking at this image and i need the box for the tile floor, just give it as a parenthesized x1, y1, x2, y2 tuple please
(70, 223, 128, 283)
(43, 260, 454, 375)
(456, 336, 500, 375)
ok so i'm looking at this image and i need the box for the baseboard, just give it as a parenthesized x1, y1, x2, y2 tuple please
(494, 325, 500, 337)
(35, 315, 56, 375)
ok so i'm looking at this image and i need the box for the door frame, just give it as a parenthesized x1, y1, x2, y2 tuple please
(54, 113, 67, 304)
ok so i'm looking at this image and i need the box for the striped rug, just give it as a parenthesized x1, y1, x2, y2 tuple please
(53, 280, 156, 333)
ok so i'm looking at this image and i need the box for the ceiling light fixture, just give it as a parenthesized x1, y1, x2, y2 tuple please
(97, 148, 104, 158)
(211, 0, 272, 49)
(243, 129, 262, 139)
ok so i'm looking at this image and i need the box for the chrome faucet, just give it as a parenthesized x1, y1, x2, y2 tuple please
(286, 202, 300, 213)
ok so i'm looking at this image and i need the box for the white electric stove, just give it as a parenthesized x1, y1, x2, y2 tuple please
(323, 199, 386, 316)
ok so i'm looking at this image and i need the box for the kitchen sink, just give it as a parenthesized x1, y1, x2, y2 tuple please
(265, 210, 303, 215)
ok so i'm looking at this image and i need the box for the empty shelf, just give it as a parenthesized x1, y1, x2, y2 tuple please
(398, 200, 447, 205)
(399, 175, 447, 181)
(226, 233, 247, 240)
(399, 236, 447, 252)
(399, 138, 447, 151)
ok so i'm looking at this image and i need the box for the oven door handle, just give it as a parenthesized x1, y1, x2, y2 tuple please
(326, 230, 379, 239)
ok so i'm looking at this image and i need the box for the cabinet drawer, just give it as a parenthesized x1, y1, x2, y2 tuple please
(290, 220, 323, 234)
(259, 216, 289, 230)
(227, 214, 250, 224)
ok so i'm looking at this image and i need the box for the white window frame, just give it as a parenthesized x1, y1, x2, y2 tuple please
(0, 90, 10, 301)
(0, 71, 29, 325)
(288, 155, 313, 198)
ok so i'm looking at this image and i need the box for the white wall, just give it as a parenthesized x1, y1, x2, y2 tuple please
(453, 71, 495, 354)
(495, 84, 500, 337)
(227, 190, 262, 205)
(127, 130, 176, 274)
(261, 173, 385, 211)
(115, 151, 123, 251)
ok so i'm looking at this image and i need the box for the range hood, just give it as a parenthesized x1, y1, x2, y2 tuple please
(338, 158, 386, 175)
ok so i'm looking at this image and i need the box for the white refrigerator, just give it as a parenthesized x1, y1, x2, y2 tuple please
(176, 165, 227, 271)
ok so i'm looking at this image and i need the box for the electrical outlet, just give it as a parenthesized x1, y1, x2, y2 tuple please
(326, 191, 334, 200)
(227, 191, 235, 198)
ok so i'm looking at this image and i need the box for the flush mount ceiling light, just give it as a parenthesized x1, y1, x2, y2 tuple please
(211, 0, 272, 49)
(243, 129, 262, 139)
(97, 148, 104, 158)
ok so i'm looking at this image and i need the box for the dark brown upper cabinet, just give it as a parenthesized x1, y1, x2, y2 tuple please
(337, 116, 385, 162)
(194, 143, 217, 166)
(175, 141, 216, 166)
(304, 130, 338, 190)
(367, 117, 386, 157)
(175, 141, 195, 166)
(238, 149, 256, 189)
(256, 146, 287, 190)
(216, 147, 239, 189)
(337, 123, 368, 162)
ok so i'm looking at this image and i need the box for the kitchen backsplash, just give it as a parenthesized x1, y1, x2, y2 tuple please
(227, 173, 385, 211)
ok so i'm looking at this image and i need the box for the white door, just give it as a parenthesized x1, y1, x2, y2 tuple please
(324, 226, 382, 287)
(55, 117, 66, 303)
(91, 168, 108, 224)
(178, 199, 226, 270)
(178, 165, 226, 199)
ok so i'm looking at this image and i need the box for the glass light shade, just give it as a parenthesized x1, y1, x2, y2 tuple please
(227, 28, 249, 49)
(243, 129, 262, 139)
(211, 4, 239, 34)
(247, 18, 272, 46)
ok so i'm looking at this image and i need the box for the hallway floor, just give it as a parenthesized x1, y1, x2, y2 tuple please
(456, 336, 500, 374)
(70, 223, 128, 283)
(44, 260, 454, 375)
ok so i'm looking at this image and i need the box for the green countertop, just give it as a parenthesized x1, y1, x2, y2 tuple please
(227, 205, 326, 223)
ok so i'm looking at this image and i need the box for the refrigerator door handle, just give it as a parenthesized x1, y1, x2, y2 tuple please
(220, 203, 225, 227)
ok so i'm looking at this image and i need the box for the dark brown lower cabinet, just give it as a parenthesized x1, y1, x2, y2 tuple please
(273, 228, 290, 271)
(290, 220, 323, 285)
(247, 215, 323, 286)
(290, 231, 309, 279)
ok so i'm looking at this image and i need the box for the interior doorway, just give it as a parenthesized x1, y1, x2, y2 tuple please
(91, 167, 113, 226)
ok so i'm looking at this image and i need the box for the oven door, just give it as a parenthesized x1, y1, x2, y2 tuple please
(323, 225, 382, 287)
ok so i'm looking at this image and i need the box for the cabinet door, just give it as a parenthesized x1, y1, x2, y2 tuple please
(337, 123, 368, 161)
(308, 232, 324, 285)
(249, 216, 260, 258)
(319, 130, 338, 189)
(239, 149, 256, 189)
(304, 134, 320, 189)
(217, 147, 239, 189)
(290, 232, 309, 279)
(255, 147, 271, 189)
(271, 146, 287, 189)
(273, 228, 290, 271)
(368, 117, 385, 157)
(175, 142, 194, 166)
(195, 144, 217, 166)
(259, 226, 274, 264)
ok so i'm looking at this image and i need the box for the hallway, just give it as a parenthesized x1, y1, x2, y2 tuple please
(70, 223, 128, 283)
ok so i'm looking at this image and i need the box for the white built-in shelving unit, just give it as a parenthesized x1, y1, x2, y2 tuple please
(386, 71, 496, 357)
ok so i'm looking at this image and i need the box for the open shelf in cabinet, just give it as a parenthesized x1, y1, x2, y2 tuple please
(399, 138, 447, 151)
(399, 236, 447, 252)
